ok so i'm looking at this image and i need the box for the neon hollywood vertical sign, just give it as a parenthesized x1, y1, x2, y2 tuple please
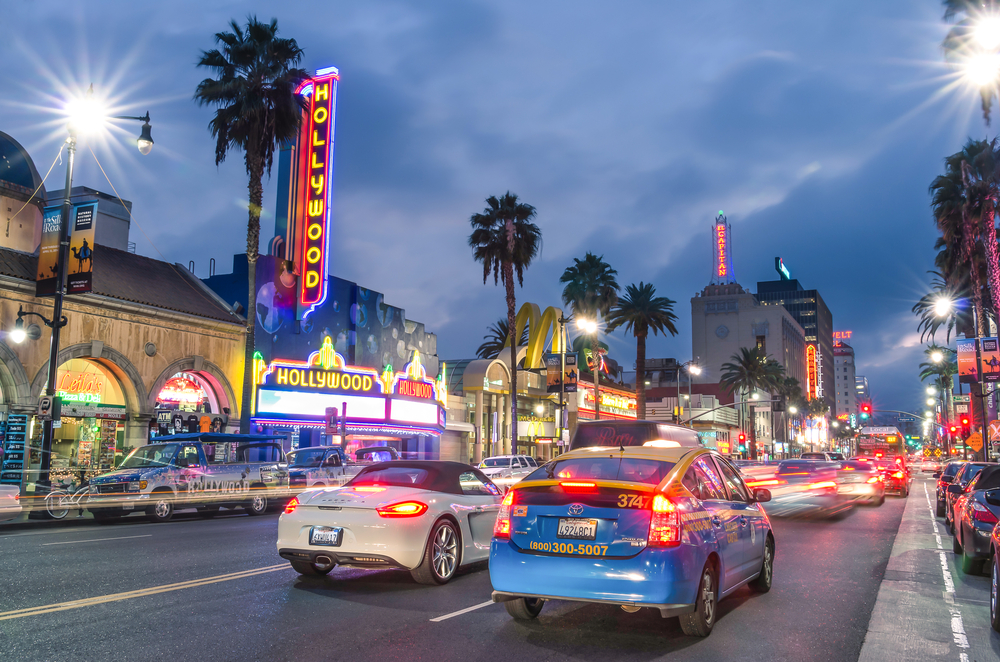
(295, 66, 339, 319)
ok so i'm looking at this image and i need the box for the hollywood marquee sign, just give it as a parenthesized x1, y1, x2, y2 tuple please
(253, 336, 447, 435)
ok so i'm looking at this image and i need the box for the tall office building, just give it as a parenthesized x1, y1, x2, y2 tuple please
(856, 375, 870, 402)
(834, 342, 857, 418)
(756, 275, 835, 415)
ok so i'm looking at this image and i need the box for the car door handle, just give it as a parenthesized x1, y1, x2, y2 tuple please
(711, 516, 722, 527)
(739, 516, 748, 527)
(474, 506, 485, 513)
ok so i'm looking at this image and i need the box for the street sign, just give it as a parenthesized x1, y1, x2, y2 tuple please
(923, 448, 932, 457)
(968, 432, 984, 453)
(897, 416, 915, 422)
(934, 448, 943, 458)
(956, 403, 970, 413)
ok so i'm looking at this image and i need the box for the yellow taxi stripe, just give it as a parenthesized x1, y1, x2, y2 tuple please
(0, 564, 290, 621)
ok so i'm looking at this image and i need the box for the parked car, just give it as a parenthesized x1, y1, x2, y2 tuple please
(277, 461, 502, 583)
(478, 455, 537, 489)
(951, 465, 1000, 574)
(0, 485, 20, 522)
(945, 462, 994, 532)
(286, 446, 355, 491)
(934, 462, 964, 517)
(86, 433, 290, 523)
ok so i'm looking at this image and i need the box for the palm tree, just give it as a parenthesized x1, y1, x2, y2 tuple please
(194, 17, 308, 433)
(720, 347, 785, 459)
(560, 253, 620, 419)
(605, 282, 678, 419)
(920, 344, 958, 429)
(943, 2, 1000, 123)
(468, 193, 541, 446)
(476, 318, 529, 359)
(775, 376, 804, 456)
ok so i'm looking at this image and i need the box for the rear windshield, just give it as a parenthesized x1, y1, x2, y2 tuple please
(943, 463, 963, 477)
(778, 462, 826, 475)
(799, 453, 827, 460)
(840, 461, 876, 472)
(349, 466, 431, 488)
(828, 453, 845, 461)
(527, 457, 675, 485)
(571, 423, 657, 449)
(963, 464, 989, 482)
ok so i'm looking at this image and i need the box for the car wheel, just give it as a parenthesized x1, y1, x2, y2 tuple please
(290, 560, 334, 576)
(504, 597, 545, 620)
(679, 563, 717, 637)
(953, 531, 963, 555)
(145, 491, 174, 523)
(411, 519, 460, 585)
(875, 495, 885, 506)
(962, 546, 984, 575)
(991, 555, 1000, 632)
(244, 493, 267, 516)
(936, 500, 946, 518)
(748, 536, 774, 593)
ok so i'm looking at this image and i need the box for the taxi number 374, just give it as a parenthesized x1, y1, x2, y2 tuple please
(617, 494, 650, 508)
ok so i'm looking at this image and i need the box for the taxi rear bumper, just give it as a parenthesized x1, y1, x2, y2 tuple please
(489, 538, 703, 614)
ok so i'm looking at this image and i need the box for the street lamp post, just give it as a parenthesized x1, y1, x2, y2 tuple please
(21, 92, 153, 500)
(577, 318, 599, 420)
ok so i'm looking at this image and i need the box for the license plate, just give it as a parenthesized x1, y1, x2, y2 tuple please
(557, 518, 597, 540)
(122, 502, 134, 510)
(309, 526, 342, 546)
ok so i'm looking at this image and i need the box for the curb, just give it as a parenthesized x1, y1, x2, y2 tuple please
(0, 512, 98, 532)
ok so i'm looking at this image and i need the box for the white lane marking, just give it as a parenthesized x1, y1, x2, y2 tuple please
(42, 534, 152, 546)
(923, 483, 970, 654)
(0, 564, 290, 620)
(429, 600, 495, 622)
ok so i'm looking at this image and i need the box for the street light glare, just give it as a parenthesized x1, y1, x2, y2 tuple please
(788, 406, 798, 414)
(975, 16, 1000, 50)
(926, 398, 935, 406)
(932, 297, 953, 318)
(9, 327, 26, 344)
(688, 365, 702, 375)
(576, 319, 597, 333)
(930, 351, 944, 363)
(963, 52, 1000, 87)
(65, 95, 108, 135)
(926, 386, 936, 395)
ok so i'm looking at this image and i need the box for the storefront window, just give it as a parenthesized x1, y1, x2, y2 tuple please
(152, 372, 228, 437)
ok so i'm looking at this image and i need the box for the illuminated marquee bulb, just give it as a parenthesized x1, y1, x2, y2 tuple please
(318, 336, 337, 370)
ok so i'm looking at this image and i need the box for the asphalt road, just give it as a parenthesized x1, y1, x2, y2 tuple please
(0, 484, 910, 662)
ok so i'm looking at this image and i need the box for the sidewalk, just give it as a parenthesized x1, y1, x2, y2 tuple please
(1, 509, 98, 532)
(858, 478, 997, 662)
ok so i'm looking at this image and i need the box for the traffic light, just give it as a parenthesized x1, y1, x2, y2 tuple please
(860, 403, 872, 420)
(960, 415, 971, 439)
(738, 432, 747, 452)
(950, 425, 958, 435)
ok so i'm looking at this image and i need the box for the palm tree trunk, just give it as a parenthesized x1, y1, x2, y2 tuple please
(982, 201, 1000, 327)
(635, 333, 646, 419)
(592, 335, 600, 420)
(749, 402, 758, 460)
(962, 197, 987, 337)
(503, 265, 518, 455)
(240, 155, 264, 434)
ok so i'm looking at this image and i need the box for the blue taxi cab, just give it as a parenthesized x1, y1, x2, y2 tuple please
(489, 444, 774, 637)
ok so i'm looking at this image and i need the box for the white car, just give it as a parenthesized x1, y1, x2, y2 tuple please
(0, 485, 21, 522)
(277, 461, 502, 584)
(478, 455, 537, 489)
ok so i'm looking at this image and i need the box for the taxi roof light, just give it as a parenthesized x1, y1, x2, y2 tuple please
(642, 439, 681, 448)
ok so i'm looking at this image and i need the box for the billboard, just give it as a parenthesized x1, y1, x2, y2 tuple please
(66, 201, 97, 294)
(957, 338, 979, 384)
(293, 67, 340, 320)
(982, 338, 1000, 382)
(36, 205, 62, 297)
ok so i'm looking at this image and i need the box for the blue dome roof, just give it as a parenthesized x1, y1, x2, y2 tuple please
(0, 131, 45, 197)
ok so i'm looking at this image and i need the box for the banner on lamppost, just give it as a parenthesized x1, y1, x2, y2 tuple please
(982, 338, 1000, 382)
(545, 352, 578, 393)
(35, 205, 62, 297)
(66, 201, 97, 294)
(957, 339, 979, 384)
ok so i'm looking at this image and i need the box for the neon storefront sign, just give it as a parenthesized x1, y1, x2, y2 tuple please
(295, 67, 339, 319)
(806, 344, 818, 400)
(716, 224, 728, 279)
(58, 370, 104, 404)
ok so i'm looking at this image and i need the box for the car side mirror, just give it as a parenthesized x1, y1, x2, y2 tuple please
(752, 488, 771, 503)
(940, 475, 954, 484)
(947, 484, 963, 495)
(932, 472, 940, 478)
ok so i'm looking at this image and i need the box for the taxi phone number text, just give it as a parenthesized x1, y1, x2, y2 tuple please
(529, 541, 608, 555)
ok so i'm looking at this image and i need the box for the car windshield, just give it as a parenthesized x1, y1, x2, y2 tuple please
(288, 449, 326, 468)
(119, 444, 179, 469)
(480, 458, 511, 468)
(527, 458, 675, 485)
(349, 466, 432, 488)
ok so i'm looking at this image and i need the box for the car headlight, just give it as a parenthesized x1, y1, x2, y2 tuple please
(128, 481, 141, 491)
(90, 485, 98, 494)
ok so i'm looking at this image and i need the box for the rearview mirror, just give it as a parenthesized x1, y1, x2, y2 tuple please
(752, 488, 771, 503)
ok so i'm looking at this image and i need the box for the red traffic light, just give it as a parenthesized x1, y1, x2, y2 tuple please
(950, 425, 958, 433)
(860, 403, 872, 414)
(961, 416, 971, 426)
(738, 433, 747, 442)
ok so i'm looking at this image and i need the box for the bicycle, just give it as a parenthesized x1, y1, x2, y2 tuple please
(44, 485, 91, 520)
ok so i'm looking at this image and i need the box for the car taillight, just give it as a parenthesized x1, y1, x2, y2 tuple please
(648, 494, 680, 547)
(560, 481, 597, 492)
(809, 481, 838, 490)
(746, 479, 783, 488)
(866, 476, 880, 484)
(972, 501, 999, 524)
(892, 472, 903, 479)
(376, 501, 428, 518)
(494, 490, 515, 539)
(283, 497, 298, 515)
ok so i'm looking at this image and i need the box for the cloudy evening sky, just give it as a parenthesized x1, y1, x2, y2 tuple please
(0, 1, 988, 414)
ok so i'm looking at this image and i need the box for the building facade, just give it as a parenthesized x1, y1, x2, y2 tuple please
(856, 375, 870, 402)
(834, 342, 857, 419)
(756, 278, 835, 414)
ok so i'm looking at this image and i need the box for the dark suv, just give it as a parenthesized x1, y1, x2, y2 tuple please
(934, 462, 964, 517)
